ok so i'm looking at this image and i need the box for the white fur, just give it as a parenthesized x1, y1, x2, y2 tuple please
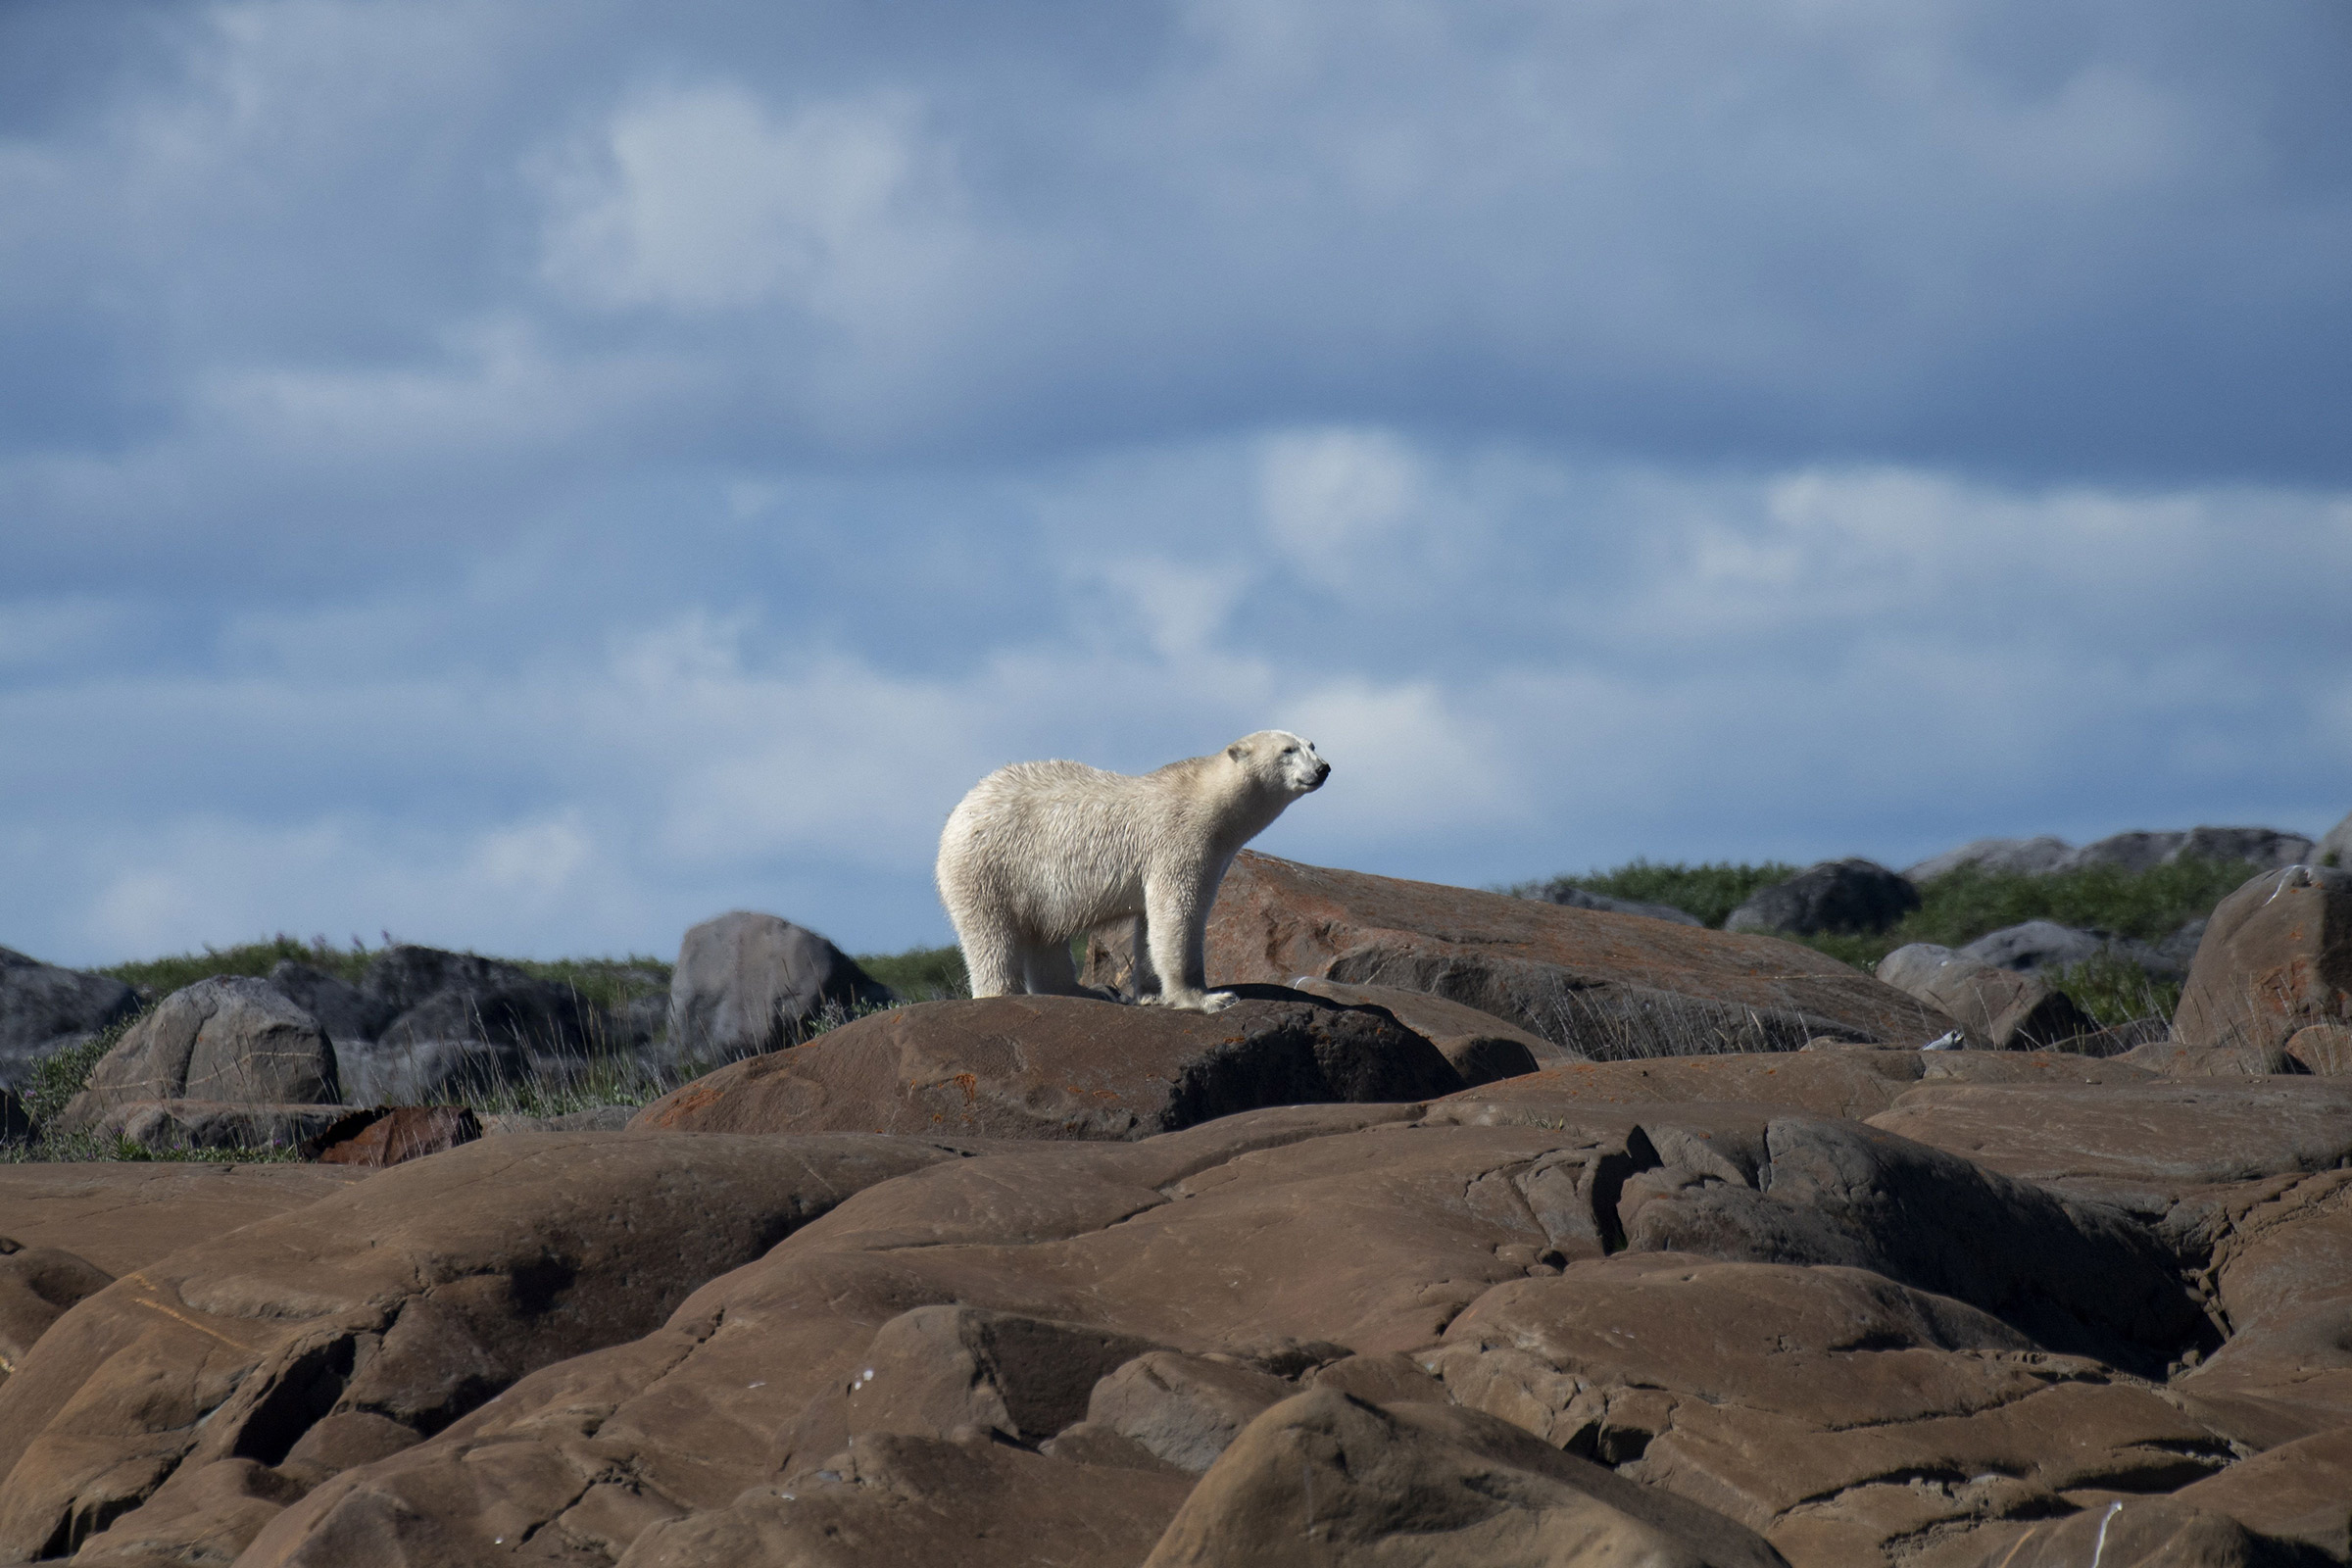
(936, 730, 1331, 1012)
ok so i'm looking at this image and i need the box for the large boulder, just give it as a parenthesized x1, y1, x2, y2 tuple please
(264, 960, 394, 1046)
(1876, 944, 2097, 1050)
(0, 947, 139, 1094)
(330, 944, 605, 1104)
(667, 910, 895, 1063)
(1723, 858, 1921, 937)
(54, 977, 340, 1132)
(1141, 1386, 1787, 1568)
(2173, 864, 2352, 1054)
(2321, 809, 2352, 869)
(2057, 827, 2314, 875)
(1202, 853, 1951, 1057)
(1905, 836, 2076, 881)
(1283, 975, 1565, 1084)
(628, 990, 1465, 1139)
(0, 1132, 969, 1565)
(1960, 919, 2180, 980)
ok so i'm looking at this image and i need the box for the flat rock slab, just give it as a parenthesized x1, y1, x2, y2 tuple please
(0, 1163, 371, 1276)
(628, 990, 1465, 1140)
(1867, 1080, 2352, 1210)
(1433, 1052, 1931, 1121)
(1205, 852, 1954, 1055)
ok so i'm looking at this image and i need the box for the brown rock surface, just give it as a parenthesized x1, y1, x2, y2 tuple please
(1865, 1079, 2352, 1212)
(0, 1237, 112, 1387)
(627, 989, 1464, 1140)
(72, 1099, 358, 1153)
(1203, 852, 1953, 1054)
(1284, 975, 1569, 1083)
(2118, 1039, 2294, 1077)
(305, 1104, 482, 1166)
(2175, 1169, 2352, 1445)
(1434, 1051, 1930, 1120)
(2286, 1022, 2352, 1075)
(0, 1131, 971, 1564)
(1431, 1256, 2235, 1567)
(1140, 1387, 1788, 1568)
(2174, 864, 2352, 1054)
(0, 1162, 369, 1276)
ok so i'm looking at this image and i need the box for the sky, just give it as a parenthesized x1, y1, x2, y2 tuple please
(3, 0, 2349, 968)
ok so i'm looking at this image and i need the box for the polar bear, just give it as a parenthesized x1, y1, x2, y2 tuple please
(936, 731, 1331, 1012)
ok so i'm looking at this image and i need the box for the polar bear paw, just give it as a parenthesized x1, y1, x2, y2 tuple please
(1139, 988, 1240, 1014)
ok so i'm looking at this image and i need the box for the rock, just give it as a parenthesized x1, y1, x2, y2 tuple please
(1723, 858, 1921, 937)
(1205, 853, 1952, 1057)
(628, 990, 1465, 1140)
(0, 1238, 112, 1390)
(2285, 1022, 2352, 1075)
(2174, 1170, 2352, 1447)
(1431, 1257, 2230, 1566)
(1959, 919, 2181, 980)
(1434, 1051, 1932, 1121)
(1865, 1079, 2352, 1215)
(0, 1132, 970, 1565)
(1284, 975, 1565, 1083)
(264, 960, 394, 1044)
(332, 1031, 529, 1106)
(1877, 944, 2097, 1050)
(1085, 1350, 1295, 1471)
(479, 1103, 638, 1134)
(1610, 1115, 2203, 1373)
(839, 1304, 1160, 1445)
(2117, 1039, 2294, 1078)
(80, 1099, 358, 1153)
(332, 944, 608, 1103)
(1906, 836, 2076, 881)
(2158, 917, 2212, 971)
(2174, 865, 2352, 1055)
(2059, 827, 2314, 875)
(2320, 809, 2352, 870)
(53, 978, 340, 1132)
(667, 910, 894, 1063)
(1957, 1499, 2275, 1568)
(0, 947, 138, 1093)
(1535, 884, 1706, 926)
(0, 1089, 27, 1142)
(304, 1105, 482, 1166)
(358, 944, 542, 1014)
(2170, 1427, 2352, 1561)
(1140, 1387, 1788, 1568)
(0, 1164, 371, 1277)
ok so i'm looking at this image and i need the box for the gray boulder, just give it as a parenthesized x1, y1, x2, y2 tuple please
(56, 977, 340, 1131)
(266, 959, 395, 1044)
(335, 1033, 530, 1107)
(1724, 858, 1920, 937)
(1877, 944, 2098, 1052)
(2319, 809, 2352, 869)
(667, 911, 894, 1063)
(325, 945, 607, 1104)
(1535, 885, 1703, 926)
(1959, 920, 2183, 982)
(2057, 826, 2312, 875)
(1904, 836, 2074, 881)
(0, 948, 140, 1093)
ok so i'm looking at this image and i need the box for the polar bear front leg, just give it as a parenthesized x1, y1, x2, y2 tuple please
(1136, 871, 1235, 1012)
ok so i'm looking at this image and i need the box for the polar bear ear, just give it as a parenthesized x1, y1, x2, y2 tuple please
(1227, 742, 1249, 761)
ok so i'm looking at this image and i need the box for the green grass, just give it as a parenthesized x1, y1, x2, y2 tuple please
(856, 944, 969, 1001)
(98, 934, 374, 997)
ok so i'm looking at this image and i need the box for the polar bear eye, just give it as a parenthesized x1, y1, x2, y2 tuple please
(1281, 745, 1297, 756)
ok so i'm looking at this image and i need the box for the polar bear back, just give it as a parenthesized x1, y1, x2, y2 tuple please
(939, 759, 1213, 937)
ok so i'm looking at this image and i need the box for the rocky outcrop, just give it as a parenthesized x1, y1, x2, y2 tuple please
(1908, 827, 2321, 881)
(1535, 884, 1706, 926)
(2323, 810, 2352, 869)
(667, 910, 894, 1063)
(55, 977, 340, 1133)
(1204, 853, 1952, 1056)
(628, 990, 1465, 1139)
(0, 947, 139, 1093)
(1723, 858, 1921, 937)
(2173, 864, 2352, 1055)
(1876, 944, 2097, 1051)
(0, 1238, 112, 1391)
(1906, 836, 2076, 880)
(1282, 976, 1566, 1083)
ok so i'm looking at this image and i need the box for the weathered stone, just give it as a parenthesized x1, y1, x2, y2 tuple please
(1141, 1387, 1788, 1568)
(628, 990, 1464, 1140)
(2320, 809, 2352, 870)
(1433, 1257, 2233, 1567)
(333, 1031, 528, 1106)
(1906, 836, 2075, 881)
(0, 1238, 112, 1390)
(667, 910, 893, 1062)
(1205, 852, 1950, 1056)
(2285, 1022, 2352, 1075)
(56, 977, 340, 1133)
(0, 1164, 371, 1277)
(0, 947, 138, 1094)
(1284, 975, 1566, 1082)
(1085, 1350, 1295, 1471)
(2175, 1169, 2352, 1446)
(1434, 1051, 1930, 1121)
(2119, 1039, 2294, 1077)
(96, 1099, 357, 1153)
(1877, 944, 2096, 1050)
(2174, 864, 2352, 1054)
(0, 1132, 971, 1566)
(2171, 1427, 2352, 1562)
(1724, 858, 1921, 937)
(264, 960, 394, 1045)
(306, 1105, 482, 1167)
(2059, 827, 2314, 875)
(1534, 883, 1705, 925)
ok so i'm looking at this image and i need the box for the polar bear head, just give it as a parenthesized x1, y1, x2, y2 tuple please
(1225, 730, 1331, 797)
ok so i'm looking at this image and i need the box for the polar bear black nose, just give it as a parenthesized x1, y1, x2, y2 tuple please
(1314, 761, 1332, 783)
